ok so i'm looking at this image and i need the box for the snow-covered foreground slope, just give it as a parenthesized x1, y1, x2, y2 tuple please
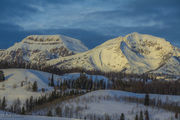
(49, 32, 180, 75)
(0, 111, 78, 120)
(0, 35, 88, 64)
(33, 90, 179, 120)
(0, 69, 108, 106)
(83, 90, 180, 105)
(0, 116, 77, 120)
(0, 110, 79, 120)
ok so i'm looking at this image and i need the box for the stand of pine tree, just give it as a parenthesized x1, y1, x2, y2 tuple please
(0, 89, 86, 114)
(111, 79, 180, 95)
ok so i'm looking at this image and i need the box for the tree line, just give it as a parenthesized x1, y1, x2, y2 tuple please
(56, 73, 107, 91)
(111, 78, 180, 95)
(0, 89, 86, 114)
(50, 72, 180, 95)
(0, 60, 173, 81)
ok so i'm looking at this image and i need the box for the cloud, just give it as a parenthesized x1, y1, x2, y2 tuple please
(0, 0, 180, 48)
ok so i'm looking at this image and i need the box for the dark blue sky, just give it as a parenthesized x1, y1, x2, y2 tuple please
(0, 0, 180, 49)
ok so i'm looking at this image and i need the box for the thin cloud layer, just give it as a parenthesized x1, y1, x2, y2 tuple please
(0, 0, 180, 48)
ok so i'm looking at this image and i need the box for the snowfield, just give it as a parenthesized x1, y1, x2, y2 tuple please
(0, 116, 78, 120)
(0, 69, 180, 119)
(0, 111, 79, 120)
(82, 90, 180, 105)
(0, 69, 109, 106)
(32, 90, 180, 120)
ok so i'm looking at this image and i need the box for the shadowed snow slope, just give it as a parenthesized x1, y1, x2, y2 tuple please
(0, 111, 78, 120)
(32, 90, 179, 120)
(0, 69, 109, 106)
(48, 32, 180, 75)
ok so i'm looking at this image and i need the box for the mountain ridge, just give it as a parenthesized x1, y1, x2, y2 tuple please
(47, 32, 180, 75)
(0, 32, 179, 75)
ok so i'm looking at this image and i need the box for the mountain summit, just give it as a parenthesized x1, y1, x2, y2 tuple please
(0, 35, 88, 64)
(48, 32, 180, 75)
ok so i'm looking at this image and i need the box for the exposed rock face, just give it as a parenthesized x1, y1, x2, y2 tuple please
(0, 35, 88, 64)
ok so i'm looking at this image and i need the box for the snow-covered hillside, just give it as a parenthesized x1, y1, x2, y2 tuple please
(48, 32, 180, 75)
(0, 35, 88, 64)
(0, 110, 78, 120)
(33, 90, 179, 120)
(0, 69, 108, 106)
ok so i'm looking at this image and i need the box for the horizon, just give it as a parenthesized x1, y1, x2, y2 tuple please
(0, 32, 180, 50)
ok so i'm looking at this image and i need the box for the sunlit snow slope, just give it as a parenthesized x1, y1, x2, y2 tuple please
(49, 32, 180, 75)
(0, 35, 88, 63)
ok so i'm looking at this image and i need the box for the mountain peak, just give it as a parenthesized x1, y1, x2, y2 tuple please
(7, 34, 88, 53)
(48, 33, 180, 75)
(123, 32, 173, 51)
(0, 34, 88, 63)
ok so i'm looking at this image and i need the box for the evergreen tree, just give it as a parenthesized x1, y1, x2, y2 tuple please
(175, 112, 178, 119)
(0, 71, 5, 82)
(47, 110, 53, 116)
(120, 113, 125, 120)
(56, 80, 60, 88)
(12, 98, 21, 113)
(29, 96, 33, 110)
(55, 106, 62, 117)
(139, 111, 143, 120)
(21, 106, 25, 114)
(32, 81, 38, 92)
(135, 114, 138, 120)
(145, 110, 149, 120)
(144, 93, 149, 106)
(0, 98, 1, 108)
(50, 74, 54, 86)
(104, 113, 110, 120)
(25, 99, 29, 111)
(1, 96, 7, 110)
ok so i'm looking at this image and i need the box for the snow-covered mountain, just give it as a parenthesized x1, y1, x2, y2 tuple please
(48, 32, 180, 75)
(0, 33, 179, 75)
(0, 35, 88, 64)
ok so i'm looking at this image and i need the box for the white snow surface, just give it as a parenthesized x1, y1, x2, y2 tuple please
(0, 69, 109, 106)
(0, 111, 78, 120)
(48, 32, 180, 75)
(84, 90, 180, 104)
(33, 90, 179, 120)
